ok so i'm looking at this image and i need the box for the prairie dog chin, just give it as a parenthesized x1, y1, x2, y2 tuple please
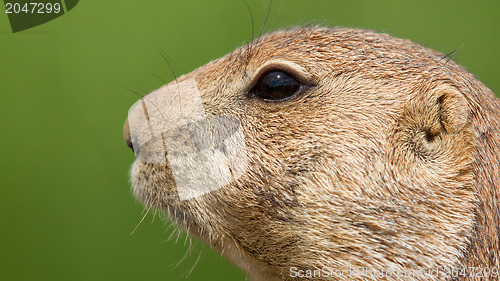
(124, 27, 500, 280)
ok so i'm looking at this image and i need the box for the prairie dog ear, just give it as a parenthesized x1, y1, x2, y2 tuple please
(427, 85, 469, 135)
(406, 84, 470, 145)
(390, 84, 472, 166)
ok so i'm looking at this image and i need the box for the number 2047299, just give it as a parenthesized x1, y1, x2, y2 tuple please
(5, 2, 62, 14)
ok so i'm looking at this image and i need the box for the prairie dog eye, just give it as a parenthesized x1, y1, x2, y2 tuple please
(251, 71, 301, 101)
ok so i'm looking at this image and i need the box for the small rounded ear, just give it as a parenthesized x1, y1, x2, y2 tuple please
(390, 84, 472, 165)
(427, 85, 469, 135)
(410, 85, 470, 145)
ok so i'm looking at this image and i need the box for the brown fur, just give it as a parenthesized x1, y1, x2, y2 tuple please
(125, 27, 500, 280)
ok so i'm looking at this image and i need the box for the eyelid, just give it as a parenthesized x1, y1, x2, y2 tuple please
(245, 59, 313, 92)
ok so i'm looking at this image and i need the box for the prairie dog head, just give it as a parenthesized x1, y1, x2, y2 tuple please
(124, 27, 500, 280)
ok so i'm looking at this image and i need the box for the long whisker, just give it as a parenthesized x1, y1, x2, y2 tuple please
(166, 224, 178, 242)
(258, 0, 273, 41)
(151, 208, 158, 224)
(117, 84, 145, 99)
(130, 203, 153, 235)
(242, 0, 255, 43)
(152, 72, 168, 85)
(173, 235, 192, 269)
(186, 247, 202, 278)
(242, 0, 273, 75)
(441, 42, 466, 65)
(119, 83, 178, 136)
(269, 0, 284, 30)
(148, 41, 184, 119)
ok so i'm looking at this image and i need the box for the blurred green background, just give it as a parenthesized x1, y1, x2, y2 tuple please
(0, 0, 498, 280)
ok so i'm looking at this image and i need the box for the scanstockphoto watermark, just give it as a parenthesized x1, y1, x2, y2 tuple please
(289, 266, 499, 279)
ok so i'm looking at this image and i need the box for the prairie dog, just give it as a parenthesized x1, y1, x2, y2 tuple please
(123, 27, 500, 280)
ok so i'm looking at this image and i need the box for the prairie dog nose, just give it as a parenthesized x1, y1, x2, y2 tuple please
(123, 118, 133, 151)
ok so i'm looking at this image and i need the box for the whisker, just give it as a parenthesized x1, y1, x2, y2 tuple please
(183, 229, 190, 247)
(173, 235, 192, 269)
(186, 247, 202, 278)
(152, 72, 168, 85)
(269, 0, 285, 30)
(242, 0, 273, 75)
(151, 208, 158, 224)
(131, 203, 153, 235)
(148, 41, 184, 119)
(242, 0, 255, 43)
(120, 82, 178, 152)
(258, 0, 273, 41)
(441, 42, 466, 65)
(116, 84, 145, 99)
(166, 225, 178, 242)
(148, 41, 179, 81)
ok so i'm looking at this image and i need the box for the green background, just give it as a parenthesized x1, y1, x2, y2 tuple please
(1, 1, 498, 280)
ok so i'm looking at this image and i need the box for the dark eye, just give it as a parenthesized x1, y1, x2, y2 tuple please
(251, 71, 301, 101)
